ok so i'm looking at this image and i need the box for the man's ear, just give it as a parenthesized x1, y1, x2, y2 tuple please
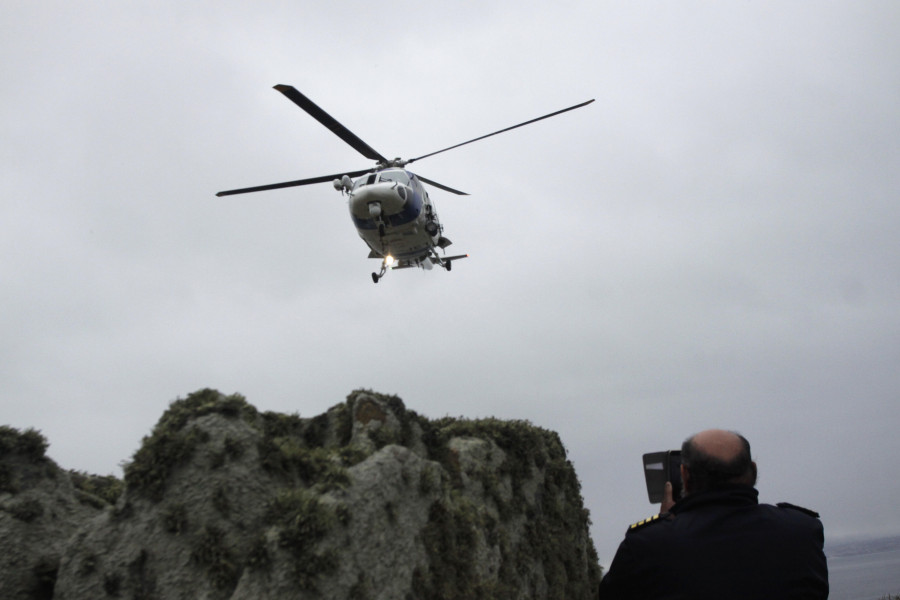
(680, 463, 690, 493)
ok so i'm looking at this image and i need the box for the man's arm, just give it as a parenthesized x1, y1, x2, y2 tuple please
(599, 482, 676, 598)
(597, 537, 638, 599)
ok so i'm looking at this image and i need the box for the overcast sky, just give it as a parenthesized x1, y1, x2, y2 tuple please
(3, 1, 899, 566)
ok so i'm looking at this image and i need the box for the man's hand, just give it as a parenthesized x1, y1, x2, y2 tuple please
(660, 481, 676, 513)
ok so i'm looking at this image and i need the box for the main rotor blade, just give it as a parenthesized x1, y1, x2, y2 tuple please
(274, 85, 388, 164)
(216, 169, 371, 197)
(416, 175, 469, 196)
(408, 99, 595, 164)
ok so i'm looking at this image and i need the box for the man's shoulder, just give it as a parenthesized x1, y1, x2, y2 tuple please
(625, 512, 672, 534)
(775, 502, 821, 519)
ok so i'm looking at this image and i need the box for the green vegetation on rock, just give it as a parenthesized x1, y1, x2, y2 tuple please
(0, 426, 50, 494)
(5, 388, 602, 599)
(0, 425, 49, 461)
(123, 389, 253, 502)
(69, 471, 123, 506)
(264, 488, 340, 588)
(191, 524, 241, 591)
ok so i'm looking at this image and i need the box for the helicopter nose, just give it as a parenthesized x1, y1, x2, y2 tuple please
(366, 184, 408, 206)
(350, 183, 408, 219)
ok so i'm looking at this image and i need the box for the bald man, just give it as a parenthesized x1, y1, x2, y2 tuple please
(597, 429, 828, 599)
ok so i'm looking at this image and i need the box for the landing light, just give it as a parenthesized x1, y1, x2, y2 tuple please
(385, 255, 395, 267)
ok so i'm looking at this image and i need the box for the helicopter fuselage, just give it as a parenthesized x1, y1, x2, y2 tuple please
(216, 84, 592, 283)
(344, 168, 447, 267)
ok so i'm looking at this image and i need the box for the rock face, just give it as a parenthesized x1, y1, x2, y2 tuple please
(0, 427, 115, 600)
(5, 389, 601, 599)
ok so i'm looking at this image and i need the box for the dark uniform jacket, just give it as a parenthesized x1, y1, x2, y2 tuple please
(597, 485, 828, 599)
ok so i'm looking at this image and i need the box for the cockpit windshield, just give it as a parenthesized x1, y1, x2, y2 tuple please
(378, 170, 411, 185)
(351, 170, 410, 192)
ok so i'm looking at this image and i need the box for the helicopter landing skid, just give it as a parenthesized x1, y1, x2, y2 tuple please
(430, 251, 469, 274)
(372, 261, 388, 284)
(429, 249, 453, 272)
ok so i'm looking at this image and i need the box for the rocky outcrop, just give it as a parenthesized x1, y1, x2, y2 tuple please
(0, 427, 116, 600)
(5, 389, 601, 599)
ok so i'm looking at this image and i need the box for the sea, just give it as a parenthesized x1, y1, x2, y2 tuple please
(827, 536, 900, 600)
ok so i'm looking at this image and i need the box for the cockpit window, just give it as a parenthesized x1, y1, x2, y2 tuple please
(353, 174, 376, 190)
(378, 170, 410, 185)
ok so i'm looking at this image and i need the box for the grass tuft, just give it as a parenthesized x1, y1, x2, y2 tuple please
(265, 489, 340, 588)
(0, 426, 48, 462)
(123, 390, 251, 502)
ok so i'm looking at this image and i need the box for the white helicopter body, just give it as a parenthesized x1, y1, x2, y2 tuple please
(338, 168, 464, 281)
(217, 85, 592, 283)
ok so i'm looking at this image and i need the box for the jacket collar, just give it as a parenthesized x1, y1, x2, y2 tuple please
(670, 485, 759, 515)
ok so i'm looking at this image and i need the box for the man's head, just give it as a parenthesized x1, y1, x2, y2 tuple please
(680, 429, 757, 495)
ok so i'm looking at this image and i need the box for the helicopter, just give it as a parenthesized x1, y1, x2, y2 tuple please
(217, 85, 594, 283)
